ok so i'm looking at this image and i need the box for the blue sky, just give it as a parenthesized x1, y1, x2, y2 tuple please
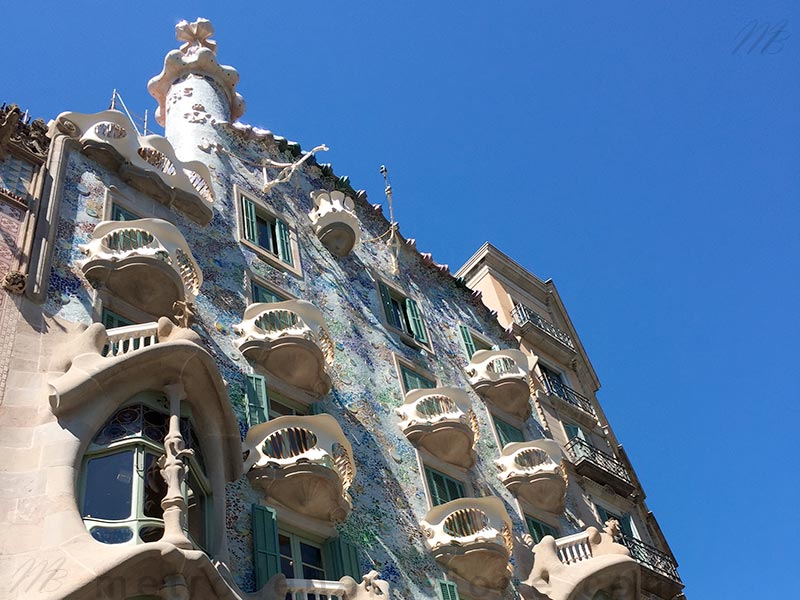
(7, 2, 799, 597)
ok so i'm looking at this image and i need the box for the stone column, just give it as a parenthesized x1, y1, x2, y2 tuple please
(158, 382, 193, 550)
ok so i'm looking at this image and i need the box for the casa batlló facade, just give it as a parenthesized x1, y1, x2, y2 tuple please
(0, 18, 684, 600)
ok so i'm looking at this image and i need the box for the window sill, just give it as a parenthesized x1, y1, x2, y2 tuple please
(240, 238, 302, 278)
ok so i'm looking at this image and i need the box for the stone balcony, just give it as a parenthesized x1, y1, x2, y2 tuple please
(80, 218, 202, 317)
(280, 570, 390, 599)
(564, 438, 635, 497)
(495, 440, 567, 513)
(52, 109, 215, 224)
(234, 300, 334, 395)
(420, 497, 513, 595)
(396, 387, 478, 468)
(308, 190, 361, 256)
(466, 349, 532, 419)
(521, 526, 639, 600)
(244, 414, 355, 524)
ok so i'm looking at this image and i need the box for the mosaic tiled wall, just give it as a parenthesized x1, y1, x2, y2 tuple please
(43, 122, 584, 598)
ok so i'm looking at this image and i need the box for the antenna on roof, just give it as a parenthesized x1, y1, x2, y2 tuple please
(108, 89, 152, 136)
(381, 165, 400, 275)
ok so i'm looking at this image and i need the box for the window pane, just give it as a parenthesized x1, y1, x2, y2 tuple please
(256, 216, 276, 254)
(494, 417, 525, 446)
(401, 366, 435, 392)
(111, 204, 140, 221)
(82, 451, 135, 520)
(445, 477, 464, 502)
(253, 282, 284, 304)
(270, 400, 295, 417)
(300, 542, 323, 568)
(143, 452, 167, 518)
(186, 470, 208, 549)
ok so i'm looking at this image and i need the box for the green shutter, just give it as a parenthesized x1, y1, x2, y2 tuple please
(404, 298, 428, 344)
(526, 515, 557, 544)
(245, 374, 269, 426)
(111, 204, 139, 221)
(493, 416, 525, 447)
(275, 219, 293, 265)
(425, 467, 464, 505)
(436, 580, 460, 600)
(458, 324, 477, 359)
(252, 504, 280, 589)
(241, 196, 259, 244)
(324, 537, 361, 580)
(379, 282, 401, 329)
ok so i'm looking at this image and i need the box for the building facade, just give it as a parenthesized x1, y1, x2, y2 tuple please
(0, 18, 683, 600)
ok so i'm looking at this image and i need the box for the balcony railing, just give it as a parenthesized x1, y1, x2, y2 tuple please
(511, 304, 575, 351)
(244, 414, 355, 523)
(466, 349, 532, 419)
(619, 534, 682, 584)
(234, 300, 334, 394)
(103, 322, 159, 357)
(80, 218, 203, 315)
(564, 438, 632, 486)
(539, 373, 596, 417)
(495, 440, 566, 513)
(284, 571, 390, 599)
(420, 497, 513, 592)
(308, 190, 361, 256)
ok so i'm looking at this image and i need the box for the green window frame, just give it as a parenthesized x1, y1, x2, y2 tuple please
(111, 204, 140, 221)
(240, 194, 293, 266)
(436, 580, 460, 600)
(324, 536, 361, 580)
(424, 467, 465, 506)
(251, 281, 285, 304)
(493, 415, 525, 447)
(525, 515, 558, 544)
(101, 308, 134, 329)
(399, 364, 436, 393)
(252, 504, 280, 588)
(458, 324, 494, 359)
(245, 374, 270, 426)
(378, 281, 429, 344)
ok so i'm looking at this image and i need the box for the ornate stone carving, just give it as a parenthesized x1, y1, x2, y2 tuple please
(0, 104, 22, 160)
(176, 18, 217, 54)
(172, 300, 196, 328)
(2, 270, 26, 294)
(0, 104, 50, 160)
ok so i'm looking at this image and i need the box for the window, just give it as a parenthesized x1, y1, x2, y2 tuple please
(378, 281, 428, 345)
(80, 394, 210, 549)
(596, 505, 636, 539)
(245, 374, 309, 427)
(525, 515, 558, 543)
(0, 154, 35, 198)
(102, 308, 134, 329)
(111, 203, 141, 221)
(251, 280, 286, 304)
(252, 504, 361, 589)
(564, 422, 587, 442)
(436, 580, 460, 600)
(398, 363, 436, 394)
(424, 466, 465, 506)
(238, 191, 295, 268)
(493, 415, 525, 447)
(457, 324, 494, 359)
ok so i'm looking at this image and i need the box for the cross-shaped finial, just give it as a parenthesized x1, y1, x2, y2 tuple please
(175, 18, 217, 54)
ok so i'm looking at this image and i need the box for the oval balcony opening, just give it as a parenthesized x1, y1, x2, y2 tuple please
(443, 508, 491, 538)
(262, 427, 317, 460)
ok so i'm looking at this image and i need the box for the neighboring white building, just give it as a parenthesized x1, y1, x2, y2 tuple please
(0, 18, 683, 600)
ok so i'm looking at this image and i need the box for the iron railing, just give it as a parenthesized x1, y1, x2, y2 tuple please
(564, 438, 632, 485)
(540, 373, 596, 416)
(619, 534, 682, 584)
(511, 304, 575, 350)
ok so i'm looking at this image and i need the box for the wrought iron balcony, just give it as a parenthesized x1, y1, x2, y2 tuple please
(494, 440, 566, 513)
(244, 414, 355, 523)
(619, 534, 683, 597)
(234, 300, 335, 395)
(80, 218, 202, 318)
(466, 349, 532, 419)
(521, 526, 638, 600)
(564, 438, 634, 496)
(308, 190, 361, 256)
(396, 387, 478, 468)
(511, 303, 575, 352)
(420, 497, 513, 594)
(538, 372, 596, 417)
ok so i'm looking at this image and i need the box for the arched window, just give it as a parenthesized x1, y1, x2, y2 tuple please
(80, 392, 211, 549)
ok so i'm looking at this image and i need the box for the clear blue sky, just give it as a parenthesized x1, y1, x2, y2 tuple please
(7, 2, 799, 597)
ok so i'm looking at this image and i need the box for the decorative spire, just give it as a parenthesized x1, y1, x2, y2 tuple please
(175, 18, 217, 54)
